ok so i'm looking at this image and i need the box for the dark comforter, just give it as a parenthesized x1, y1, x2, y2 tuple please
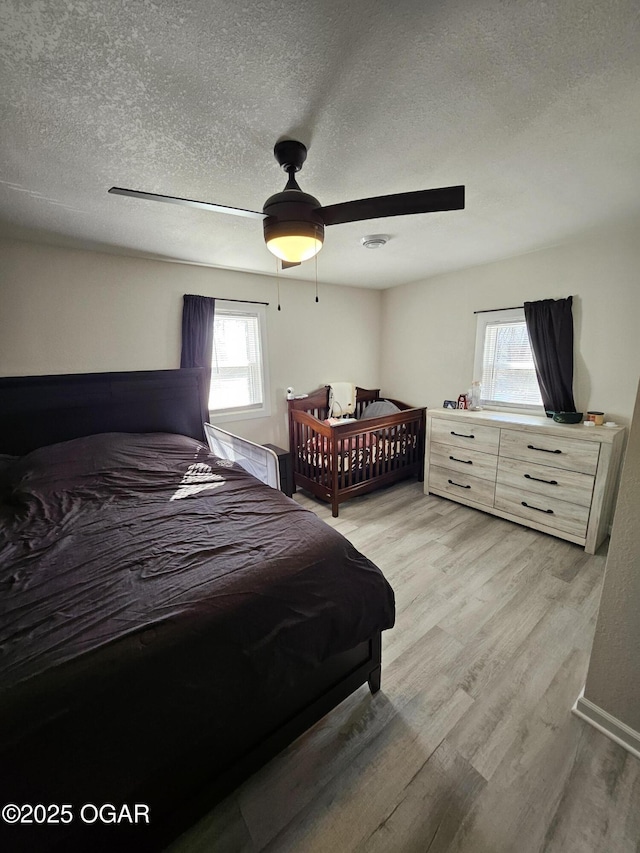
(0, 432, 394, 846)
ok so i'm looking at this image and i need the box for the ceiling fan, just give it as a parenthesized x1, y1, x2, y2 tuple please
(109, 139, 465, 268)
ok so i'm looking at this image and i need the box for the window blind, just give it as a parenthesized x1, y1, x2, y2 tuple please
(481, 320, 542, 407)
(209, 311, 264, 412)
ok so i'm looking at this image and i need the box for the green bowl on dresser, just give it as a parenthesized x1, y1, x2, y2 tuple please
(549, 411, 583, 424)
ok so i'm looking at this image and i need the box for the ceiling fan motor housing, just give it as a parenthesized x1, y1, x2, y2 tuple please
(262, 188, 325, 247)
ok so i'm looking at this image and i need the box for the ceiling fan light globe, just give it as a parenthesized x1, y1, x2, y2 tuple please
(266, 234, 323, 263)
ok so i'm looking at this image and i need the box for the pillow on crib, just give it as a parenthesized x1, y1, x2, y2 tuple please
(360, 400, 401, 420)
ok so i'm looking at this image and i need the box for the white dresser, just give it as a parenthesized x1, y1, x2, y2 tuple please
(425, 409, 626, 553)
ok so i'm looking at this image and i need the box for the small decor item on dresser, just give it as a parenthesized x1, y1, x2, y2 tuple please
(443, 400, 458, 409)
(457, 393, 468, 410)
(468, 380, 482, 411)
(552, 411, 583, 424)
(587, 411, 605, 425)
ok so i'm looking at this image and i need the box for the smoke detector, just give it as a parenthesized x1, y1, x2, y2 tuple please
(361, 234, 389, 249)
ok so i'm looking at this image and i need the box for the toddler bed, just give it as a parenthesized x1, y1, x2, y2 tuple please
(288, 386, 426, 516)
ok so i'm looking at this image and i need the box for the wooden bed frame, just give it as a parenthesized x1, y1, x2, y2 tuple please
(289, 386, 426, 516)
(0, 369, 384, 852)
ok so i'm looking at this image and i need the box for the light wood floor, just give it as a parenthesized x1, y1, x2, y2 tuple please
(169, 481, 640, 853)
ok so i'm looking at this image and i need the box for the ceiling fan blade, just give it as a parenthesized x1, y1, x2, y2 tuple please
(108, 187, 266, 220)
(318, 185, 465, 226)
(281, 260, 301, 270)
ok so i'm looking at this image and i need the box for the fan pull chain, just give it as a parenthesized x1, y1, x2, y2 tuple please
(275, 259, 281, 311)
(315, 254, 319, 303)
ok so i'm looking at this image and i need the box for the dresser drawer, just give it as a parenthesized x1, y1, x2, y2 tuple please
(431, 418, 500, 455)
(430, 442, 498, 482)
(497, 457, 594, 508)
(499, 429, 600, 475)
(429, 465, 495, 507)
(495, 483, 590, 538)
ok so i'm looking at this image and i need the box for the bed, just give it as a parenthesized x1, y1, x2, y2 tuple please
(0, 369, 395, 852)
(288, 386, 426, 516)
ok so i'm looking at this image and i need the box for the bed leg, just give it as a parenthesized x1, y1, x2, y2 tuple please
(331, 497, 339, 517)
(368, 666, 381, 694)
(368, 633, 382, 693)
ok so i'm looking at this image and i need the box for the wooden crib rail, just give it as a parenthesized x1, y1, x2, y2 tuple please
(332, 408, 425, 501)
(288, 386, 331, 420)
(289, 409, 333, 490)
(331, 406, 423, 435)
(290, 409, 332, 436)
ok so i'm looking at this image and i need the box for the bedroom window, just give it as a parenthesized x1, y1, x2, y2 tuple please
(473, 308, 544, 413)
(209, 301, 271, 421)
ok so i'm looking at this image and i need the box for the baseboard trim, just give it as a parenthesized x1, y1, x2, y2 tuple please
(572, 688, 640, 761)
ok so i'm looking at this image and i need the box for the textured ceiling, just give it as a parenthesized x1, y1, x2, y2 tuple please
(1, 0, 639, 289)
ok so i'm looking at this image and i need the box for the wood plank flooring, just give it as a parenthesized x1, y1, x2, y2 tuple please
(168, 482, 640, 853)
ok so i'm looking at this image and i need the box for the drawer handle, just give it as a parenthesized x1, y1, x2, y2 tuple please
(451, 431, 475, 439)
(448, 479, 471, 489)
(450, 455, 473, 465)
(527, 444, 562, 454)
(524, 473, 558, 485)
(522, 500, 554, 515)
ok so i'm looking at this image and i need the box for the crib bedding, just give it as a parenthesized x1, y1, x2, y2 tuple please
(300, 431, 419, 473)
(0, 432, 395, 824)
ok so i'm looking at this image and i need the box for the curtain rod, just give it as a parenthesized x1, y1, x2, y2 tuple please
(217, 298, 269, 306)
(474, 305, 523, 314)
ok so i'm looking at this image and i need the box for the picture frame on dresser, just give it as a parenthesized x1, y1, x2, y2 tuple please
(424, 408, 626, 554)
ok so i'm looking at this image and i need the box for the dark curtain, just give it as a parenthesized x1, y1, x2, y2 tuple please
(180, 294, 215, 411)
(524, 296, 576, 414)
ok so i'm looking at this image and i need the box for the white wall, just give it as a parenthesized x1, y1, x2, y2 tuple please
(4, 219, 639, 452)
(0, 238, 382, 447)
(380, 223, 640, 425)
(582, 377, 640, 734)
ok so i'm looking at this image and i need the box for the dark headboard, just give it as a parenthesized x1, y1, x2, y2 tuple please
(0, 368, 208, 455)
